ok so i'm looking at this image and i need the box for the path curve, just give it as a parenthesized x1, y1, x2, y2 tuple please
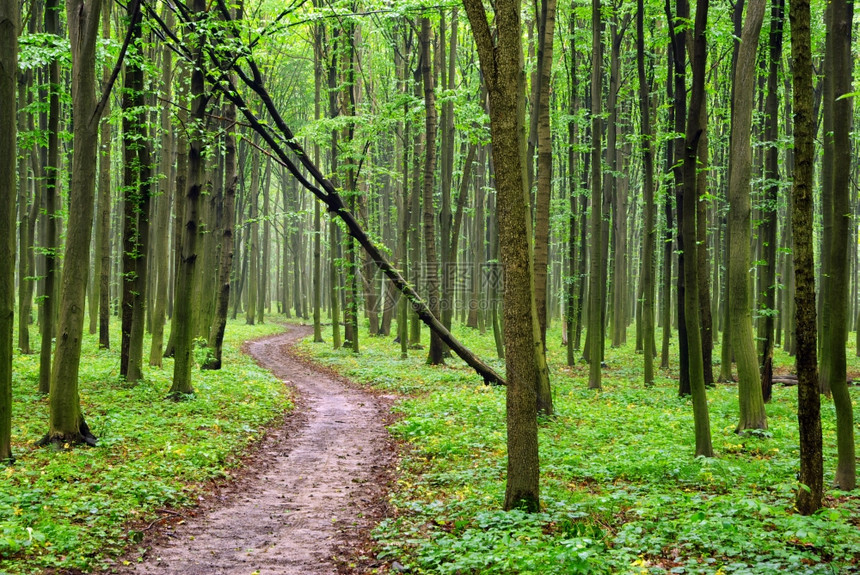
(122, 325, 394, 575)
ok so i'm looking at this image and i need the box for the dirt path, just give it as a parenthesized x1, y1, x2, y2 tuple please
(121, 325, 395, 575)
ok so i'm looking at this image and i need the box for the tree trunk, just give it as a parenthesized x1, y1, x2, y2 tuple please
(729, 0, 768, 432)
(97, 0, 112, 350)
(531, 0, 557, 347)
(759, 0, 784, 400)
(169, 0, 206, 397)
(149, 10, 174, 367)
(826, 0, 855, 491)
(587, 0, 603, 390)
(421, 16, 444, 365)
(39, 0, 61, 395)
(637, 0, 656, 386)
(0, 0, 18, 461)
(463, 0, 544, 510)
(678, 0, 714, 456)
(788, 0, 823, 513)
(42, 0, 105, 446)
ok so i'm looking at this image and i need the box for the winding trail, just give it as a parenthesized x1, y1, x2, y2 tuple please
(123, 325, 395, 575)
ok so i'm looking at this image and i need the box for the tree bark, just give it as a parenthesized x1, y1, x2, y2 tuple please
(464, 0, 543, 510)
(587, 0, 603, 390)
(730, 0, 768, 432)
(679, 0, 714, 456)
(826, 0, 855, 491)
(169, 0, 206, 397)
(637, 0, 656, 386)
(0, 0, 18, 461)
(788, 0, 823, 513)
(420, 16, 444, 365)
(43, 0, 105, 446)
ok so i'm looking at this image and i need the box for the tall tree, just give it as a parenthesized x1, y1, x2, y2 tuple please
(587, 0, 603, 390)
(679, 0, 714, 456)
(729, 0, 768, 432)
(38, 0, 62, 395)
(826, 0, 855, 491)
(637, 0, 656, 386)
(119, 4, 152, 384)
(42, 0, 108, 446)
(788, 0, 823, 513)
(149, 8, 175, 367)
(0, 0, 18, 462)
(463, 0, 548, 511)
(96, 0, 112, 350)
(758, 0, 785, 401)
(169, 0, 207, 397)
(420, 15, 444, 365)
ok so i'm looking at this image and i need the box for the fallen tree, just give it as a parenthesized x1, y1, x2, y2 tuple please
(148, 2, 506, 386)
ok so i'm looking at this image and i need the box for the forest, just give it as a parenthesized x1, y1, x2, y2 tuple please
(0, 0, 858, 572)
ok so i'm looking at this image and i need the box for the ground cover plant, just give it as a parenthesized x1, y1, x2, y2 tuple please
(299, 323, 860, 574)
(1, 319, 291, 575)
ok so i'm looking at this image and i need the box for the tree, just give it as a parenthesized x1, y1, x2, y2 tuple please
(825, 0, 855, 491)
(463, 0, 547, 511)
(420, 15, 444, 366)
(42, 0, 110, 447)
(587, 0, 603, 390)
(729, 0, 768, 432)
(788, 0, 823, 513)
(170, 0, 207, 397)
(0, 0, 18, 462)
(38, 0, 62, 396)
(758, 0, 785, 402)
(636, 0, 656, 386)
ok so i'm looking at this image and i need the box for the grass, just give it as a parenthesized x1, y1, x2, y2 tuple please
(1, 317, 292, 575)
(298, 319, 860, 575)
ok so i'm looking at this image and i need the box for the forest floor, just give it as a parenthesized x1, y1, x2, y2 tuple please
(111, 324, 398, 575)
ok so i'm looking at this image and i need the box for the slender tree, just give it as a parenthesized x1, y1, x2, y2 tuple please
(637, 0, 656, 386)
(587, 0, 603, 390)
(729, 0, 768, 432)
(826, 0, 855, 491)
(420, 16, 444, 365)
(42, 0, 108, 446)
(0, 0, 19, 462)
(463, 0, 547, 510)
(788, 0, 823, 513)
(170, 0, 207, 397)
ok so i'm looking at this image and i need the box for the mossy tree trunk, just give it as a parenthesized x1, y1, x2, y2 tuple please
(788, 0, 823, 513)
(463, 0, 544, 511)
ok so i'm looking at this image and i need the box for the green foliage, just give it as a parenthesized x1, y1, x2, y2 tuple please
(1, 319, 292, 574)
(300, 322, 860, 574)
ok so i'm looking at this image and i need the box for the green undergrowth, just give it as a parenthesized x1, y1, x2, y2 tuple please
(1, 318, 291, 574)
(298, 321, 860, 575)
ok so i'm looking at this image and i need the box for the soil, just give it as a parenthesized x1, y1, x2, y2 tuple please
(111, 324, 397, 575)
